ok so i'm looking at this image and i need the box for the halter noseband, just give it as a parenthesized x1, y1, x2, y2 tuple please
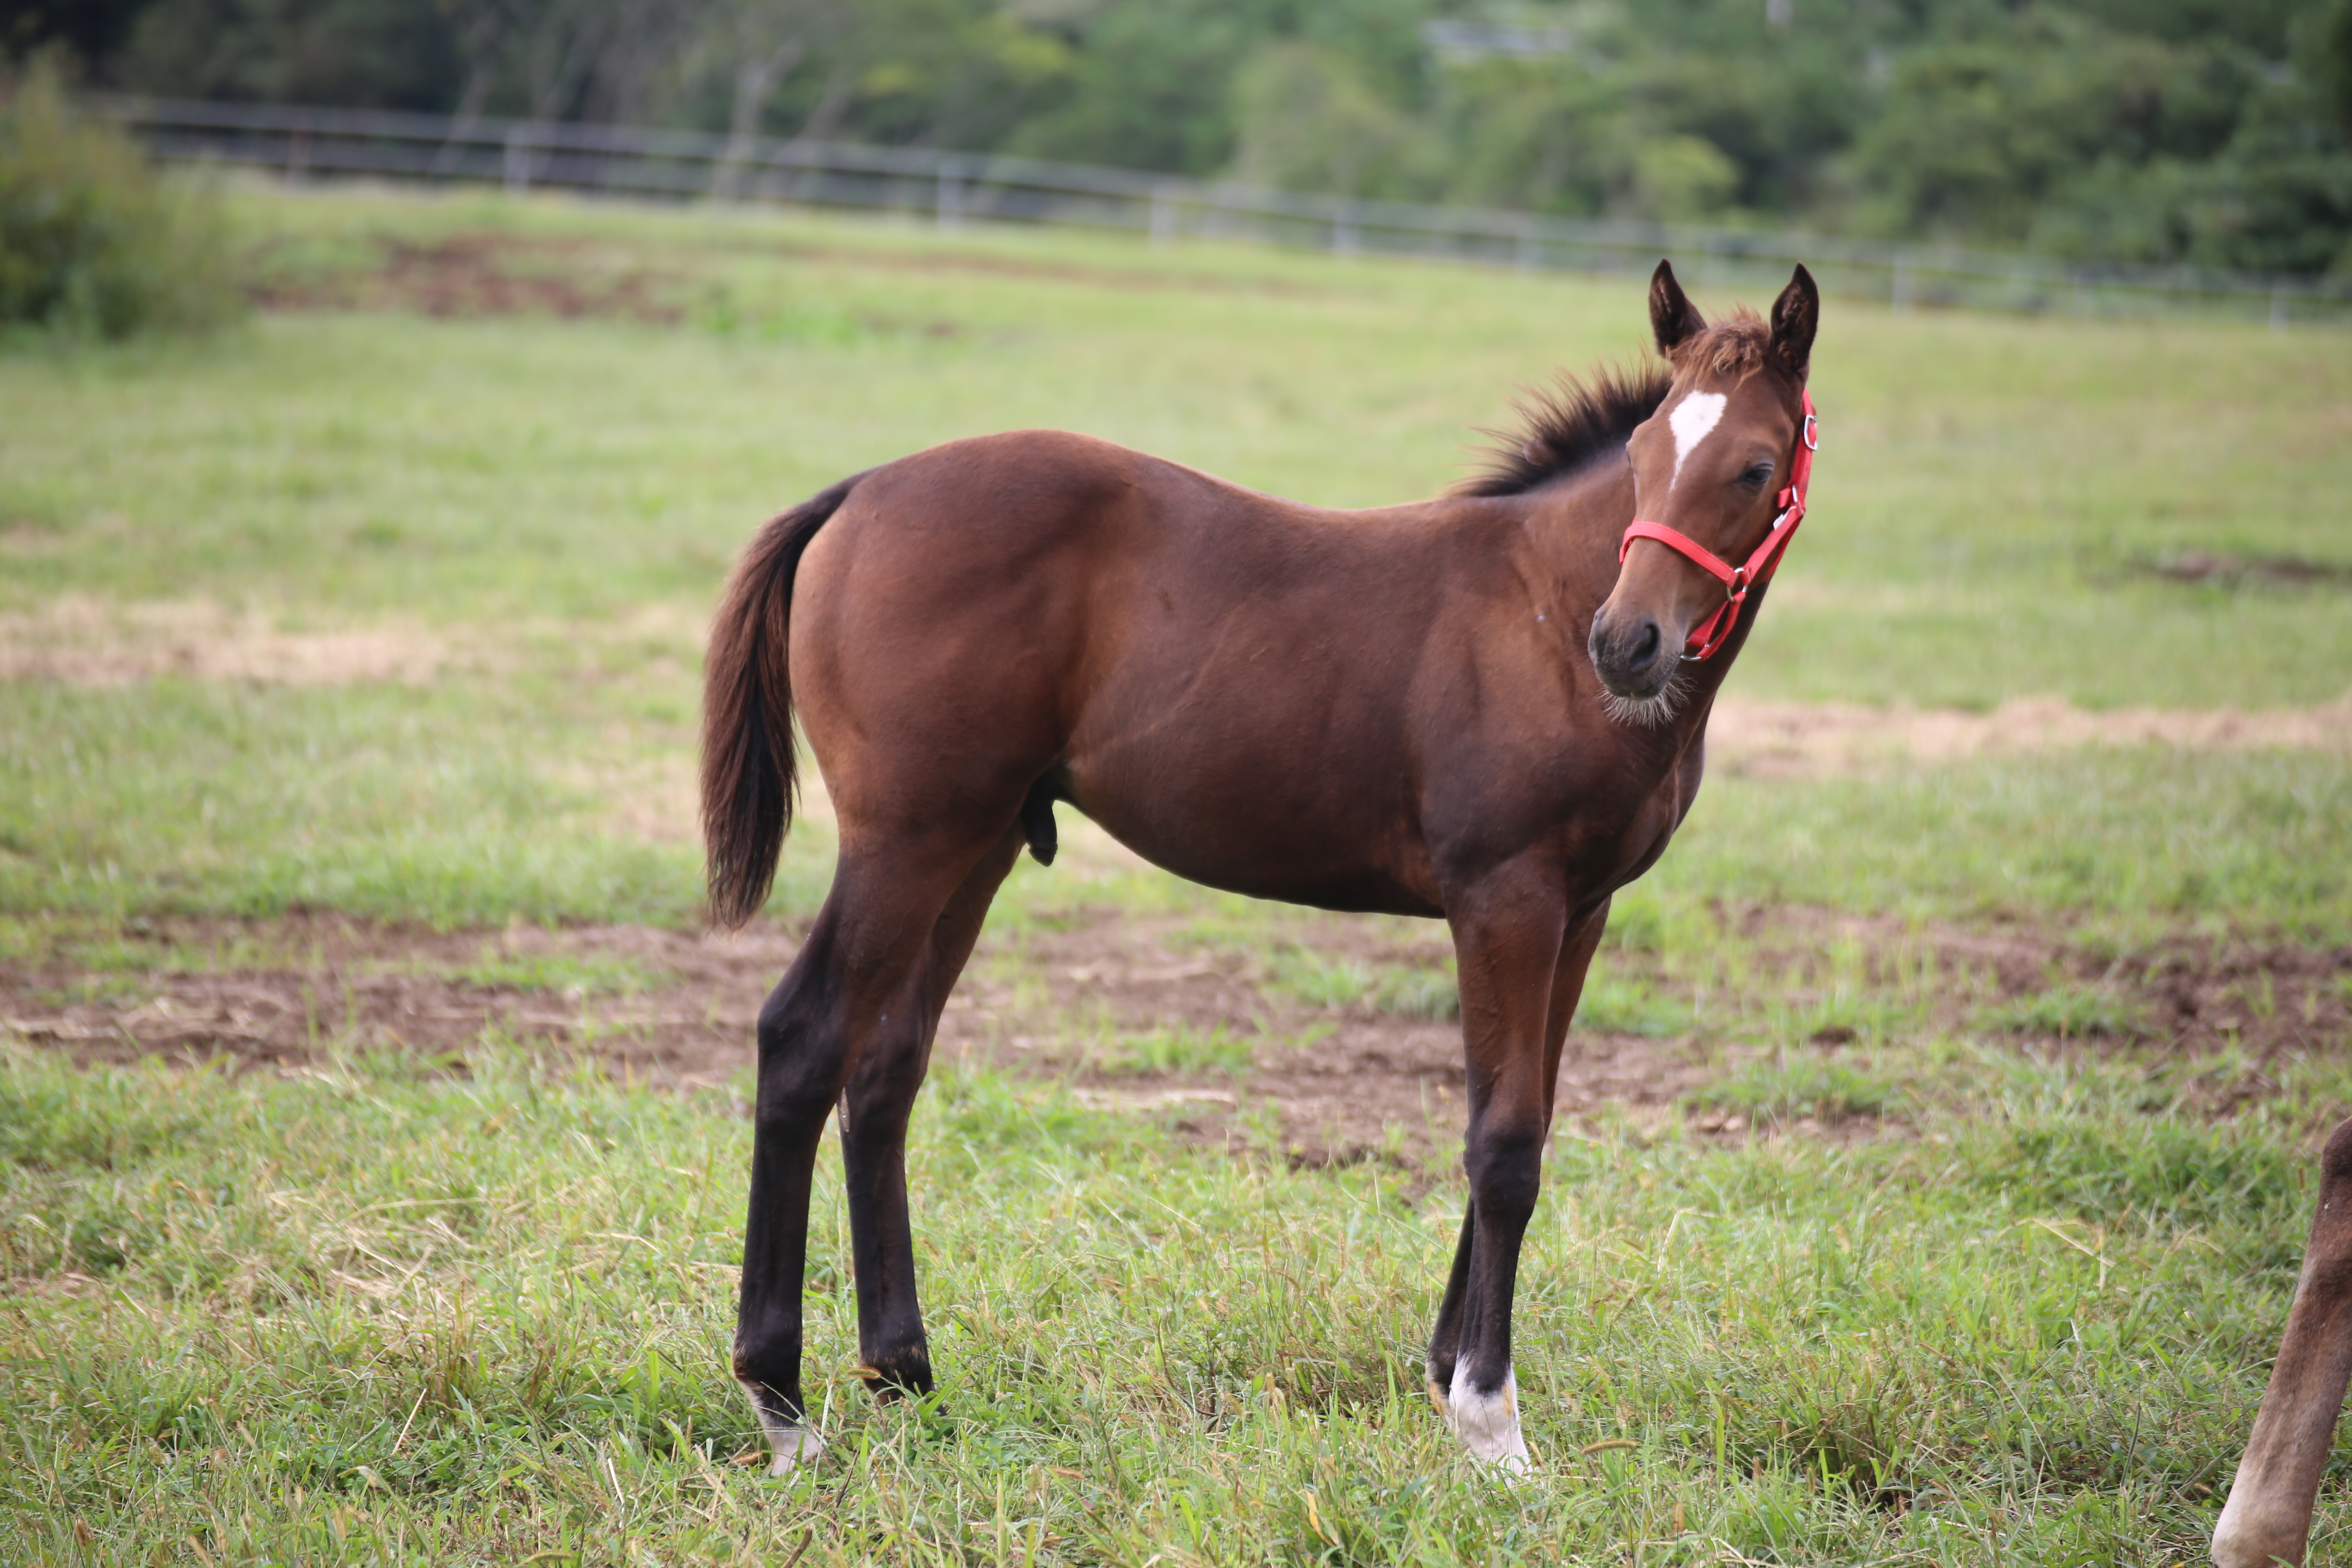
(1618, 390, 1818, 663)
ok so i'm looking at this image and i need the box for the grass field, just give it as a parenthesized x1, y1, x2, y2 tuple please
(2, 182, 2350, 1565)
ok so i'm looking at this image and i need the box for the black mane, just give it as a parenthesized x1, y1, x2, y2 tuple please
(1453, 361, 1674, 497)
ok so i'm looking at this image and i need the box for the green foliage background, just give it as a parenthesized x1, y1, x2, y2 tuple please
(14, 0, 2352, 274)
(0, 62, 240, 336)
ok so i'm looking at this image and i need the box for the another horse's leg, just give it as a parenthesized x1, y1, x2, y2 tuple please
(1430, 868, 1568, 1472)
(1427, 898, 1605, 1434)
(731, 843, 981, 1476)
(840, 824, 1024, 1401)
(2213, 1118, 2352, 1568)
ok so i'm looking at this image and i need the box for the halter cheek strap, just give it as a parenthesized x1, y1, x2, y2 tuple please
(1619, 390, 1818, 662)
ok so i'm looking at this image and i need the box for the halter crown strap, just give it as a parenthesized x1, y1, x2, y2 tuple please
(1618, 390, 1817, 662)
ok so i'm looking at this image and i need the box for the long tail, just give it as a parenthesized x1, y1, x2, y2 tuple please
(700, 477, 858, 929)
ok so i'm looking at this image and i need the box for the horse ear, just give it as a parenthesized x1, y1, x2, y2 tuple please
(1770, 264, 1819, 382)
(1649, 259, 1706, 355)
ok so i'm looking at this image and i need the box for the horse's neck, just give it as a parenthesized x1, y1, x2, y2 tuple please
(1520, 459, 1637, 624)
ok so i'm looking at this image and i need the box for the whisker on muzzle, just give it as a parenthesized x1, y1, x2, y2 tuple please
(1597, 665, 1691, 728)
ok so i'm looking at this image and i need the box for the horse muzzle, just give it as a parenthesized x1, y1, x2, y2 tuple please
(1586, 605, 1681, 699)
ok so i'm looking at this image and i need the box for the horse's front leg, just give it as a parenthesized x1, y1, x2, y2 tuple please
(1427, 867, 1570, 1472)
(2214, 1117, 2352, 1568)
(1427, 898, 1608, 1417)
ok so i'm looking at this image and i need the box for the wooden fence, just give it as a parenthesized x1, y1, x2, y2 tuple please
(102, 96, 2351, 327)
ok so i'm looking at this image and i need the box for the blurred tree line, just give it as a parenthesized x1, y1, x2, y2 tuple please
(7, 0, 2350, 274)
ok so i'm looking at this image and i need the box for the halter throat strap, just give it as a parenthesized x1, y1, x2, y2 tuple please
(1619, 390, 1817, 662)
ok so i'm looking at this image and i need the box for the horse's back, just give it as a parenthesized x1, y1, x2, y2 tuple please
(796, 432, 1584, 908)
(790, 427, 1470, 704)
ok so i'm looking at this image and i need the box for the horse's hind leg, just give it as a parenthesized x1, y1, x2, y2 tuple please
(731, 838, 988, 1475)
(2214, 1117, 2352, 1568)
(840, 824, 1024, 1400)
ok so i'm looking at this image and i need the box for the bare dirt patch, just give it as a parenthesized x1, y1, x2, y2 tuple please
(756, 238, 1334, 300)
(0, 595, 713, 692)
(252, 233, 690, 323)
(2139, 550, 2352, 589)
(1710, 695, 2352, 779)
(0, 595, 457, 686)
(7, 900, 2346, 1168)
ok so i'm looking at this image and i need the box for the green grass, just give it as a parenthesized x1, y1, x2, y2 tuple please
(6, 183, 2350, 692)
(0, 677, 729, 927)
(1095, 1022, 1255, 1078)
(2, 1041, 2345, 1564)
(1659, 747, 2352, 942)
(2, 183, 2349, 1564)
(1980, 984, 2149, 1041)
(1688, 1052, 1901, 1122)
(1572, 969, 1694, 1038)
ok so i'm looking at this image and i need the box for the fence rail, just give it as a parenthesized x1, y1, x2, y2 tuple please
(102, 95, 2352, 327)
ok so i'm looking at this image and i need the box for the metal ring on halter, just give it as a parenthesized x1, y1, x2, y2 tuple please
(1802, 412, 1818, 450)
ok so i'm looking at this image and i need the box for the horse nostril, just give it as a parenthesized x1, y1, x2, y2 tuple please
(1630, 619, 1661, 665)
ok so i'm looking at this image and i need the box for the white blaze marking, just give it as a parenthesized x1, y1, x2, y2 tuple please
(739, 1380, 827, 1476)
(1446, 1361, 1532, 1474)
(1667, 390, 1728, 491)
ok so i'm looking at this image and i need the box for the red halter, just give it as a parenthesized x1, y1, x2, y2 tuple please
(1618, 390, 1818, 662)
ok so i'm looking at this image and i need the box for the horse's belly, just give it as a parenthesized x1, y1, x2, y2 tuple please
(1060, 764, 1443, 918)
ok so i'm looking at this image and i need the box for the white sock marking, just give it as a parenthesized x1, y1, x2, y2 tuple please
(739, 1379, 826, 1476)
(1667, 390, 1727, 492)
(1446, 1361, 1531, 1474)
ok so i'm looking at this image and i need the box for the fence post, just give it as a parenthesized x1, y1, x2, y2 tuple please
(287, 126, 309, 183)
(503, 125, 531, 194)
(1149, 187, 1176, 246)
(1891, 251, 1913, 312)
(1332, 202, 1359, 256)
(936, 159, 961, 230)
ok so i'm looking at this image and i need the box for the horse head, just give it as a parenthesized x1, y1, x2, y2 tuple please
(1588, 258, 1818, 724)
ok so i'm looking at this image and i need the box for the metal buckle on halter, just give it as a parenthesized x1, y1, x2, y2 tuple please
(1802, 411, 1818, 451)
(1682, 567, 1749, 662)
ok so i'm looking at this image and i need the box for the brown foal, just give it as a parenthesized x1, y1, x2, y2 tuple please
(701, 260, 1820, 1474)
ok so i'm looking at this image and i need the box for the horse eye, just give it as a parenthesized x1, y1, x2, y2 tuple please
(1737, 463, 1773, 488)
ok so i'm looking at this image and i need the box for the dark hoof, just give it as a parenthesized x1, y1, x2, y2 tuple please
(859, 1347, 935, 1401)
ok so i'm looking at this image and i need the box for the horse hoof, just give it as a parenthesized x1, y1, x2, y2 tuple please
(858, 1349, 936, 1402)
(763, 1423, 826, 1477)
(2211, 1519, 2300, 1568)
(1444, 1365, 1532, 1475)
(739, 1379, 826, 1476)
